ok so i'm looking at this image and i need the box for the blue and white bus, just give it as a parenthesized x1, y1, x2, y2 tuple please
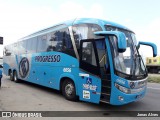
(3, 18, 157, 105)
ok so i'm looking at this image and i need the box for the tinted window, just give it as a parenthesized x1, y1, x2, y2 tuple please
(27, 37, 38, 53)
(4, 45, 12, 56)
(73, 24, 103, 49)
(82, 42, 97, 66)
(13, 43, 18, 55)
(19, 40, 27, 54)
(4, 43, 19, 56)
(37, 35, 48, 52)
(47, 28, 76, 57)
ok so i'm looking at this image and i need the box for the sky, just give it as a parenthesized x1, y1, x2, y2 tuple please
(0, 0, 160, 57)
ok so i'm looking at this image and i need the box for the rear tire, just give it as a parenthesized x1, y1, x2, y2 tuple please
(9, 71, 13, 81)
(13, 71, 20, 83)
(62, 79, 77, 101)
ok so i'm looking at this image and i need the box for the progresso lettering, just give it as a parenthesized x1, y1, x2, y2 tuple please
(35, 55, 61, 62)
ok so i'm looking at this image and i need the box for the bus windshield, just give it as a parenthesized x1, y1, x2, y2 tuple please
(105, 26, 147, 80)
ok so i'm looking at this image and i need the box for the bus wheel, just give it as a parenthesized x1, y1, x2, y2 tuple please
(13, 71, 19, 83)
(62, 79, 77, 101)
(9, 71, 13, 81)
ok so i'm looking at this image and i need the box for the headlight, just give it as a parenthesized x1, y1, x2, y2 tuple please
(115, 83, 131, 94)
(115, 83, 146, 94)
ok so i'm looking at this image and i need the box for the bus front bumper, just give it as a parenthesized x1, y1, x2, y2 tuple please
(109, 86, 147, 105)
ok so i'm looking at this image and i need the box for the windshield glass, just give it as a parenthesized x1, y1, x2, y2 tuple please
(105, 26, 147, 79)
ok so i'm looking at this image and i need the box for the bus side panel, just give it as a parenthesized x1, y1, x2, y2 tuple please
(3, 62, 10, 76)
(18, 52, 80, 90)
(77, 70, 101, 104)
(3, 55, 18, 76)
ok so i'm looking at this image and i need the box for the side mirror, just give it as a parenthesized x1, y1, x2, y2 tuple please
(94, 31, 126, 52)
(0, 37, 3, 44)
(137, 41, 157, 57)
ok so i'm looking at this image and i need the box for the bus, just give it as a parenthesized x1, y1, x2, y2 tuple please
(146, 56, 160, 73)
(3, 18, 157, 105)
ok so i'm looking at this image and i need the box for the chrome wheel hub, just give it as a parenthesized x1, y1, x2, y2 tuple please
(65, 83, 74, 96)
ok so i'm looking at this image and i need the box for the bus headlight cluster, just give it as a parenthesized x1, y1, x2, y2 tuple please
(115, 83, 131, 94)
(115, 83, 146, 94)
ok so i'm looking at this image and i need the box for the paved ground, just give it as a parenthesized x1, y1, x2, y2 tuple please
(0, 75, 160, 120)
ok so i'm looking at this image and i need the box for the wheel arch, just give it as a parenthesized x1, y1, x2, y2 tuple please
(59, 74, 79, 96)
(13, 69, 17, 73)
(12, 69, 18, 76)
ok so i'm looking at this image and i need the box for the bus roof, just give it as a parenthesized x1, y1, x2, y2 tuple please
(19, 18, 133, 41)
(71, 18, 131, 30)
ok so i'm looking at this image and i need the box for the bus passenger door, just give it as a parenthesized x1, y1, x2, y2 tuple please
(78, 40, 101, 103)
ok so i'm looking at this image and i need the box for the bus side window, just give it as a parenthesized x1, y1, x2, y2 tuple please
(19, 40, 27, 54)
(37, 35, 48, 52)
(13, 43, 18, 55)
(47, 28, 76, 57)
(46, 32, 55, 51)
(27, 37, 38, 53)
(4, 46, 12, 56)
(62, 28, 76, 57)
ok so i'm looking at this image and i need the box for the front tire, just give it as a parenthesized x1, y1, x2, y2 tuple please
(62, 79, 77, 101)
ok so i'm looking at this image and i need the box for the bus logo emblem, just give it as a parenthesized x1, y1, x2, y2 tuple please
(130, 82, 135, 89)
(19, 57, 29, 78)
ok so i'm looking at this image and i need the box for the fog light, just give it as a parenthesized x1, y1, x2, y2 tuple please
(118, 96, 124, 101)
